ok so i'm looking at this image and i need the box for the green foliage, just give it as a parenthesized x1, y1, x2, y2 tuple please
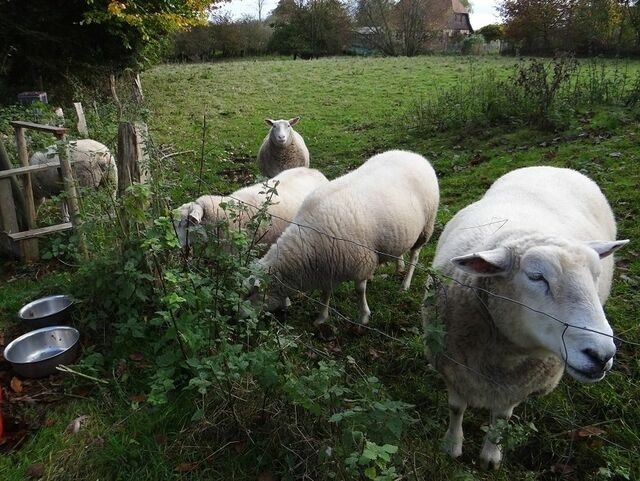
(0, 0, 214, 101)
(460, 34, 485, 55)
(476, 24, 504, 42)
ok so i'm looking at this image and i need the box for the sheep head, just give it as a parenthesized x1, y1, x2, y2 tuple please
(451, 238, 628, 383)
(265, 117, 300, 147)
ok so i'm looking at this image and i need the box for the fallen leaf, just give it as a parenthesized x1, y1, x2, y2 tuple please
(129, 394, 147, 403)
(550, 463, 574, 475)
(65, 415, 90, 434)
(44, 418, 57, 427)
(128, 352, 145, 362)
(368, 347, 381, 359)
(175, 463, 196, 473)
(258, 471, 277, 481)
(26, 463, 45, 479)
(568, 425, 606, 440)
(10, 377, 23, 393)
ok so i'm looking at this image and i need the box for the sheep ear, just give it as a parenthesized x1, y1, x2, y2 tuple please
(584, 239, 629, 259)
(288, 116, 300, 126)
(265, 118, 275, 127)
(187, 204, 205, 224)
(451, 247, 512, 276)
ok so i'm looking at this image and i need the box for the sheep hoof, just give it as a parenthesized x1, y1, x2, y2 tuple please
(441, 436, 463, 459)
(479, 444, 502, 470)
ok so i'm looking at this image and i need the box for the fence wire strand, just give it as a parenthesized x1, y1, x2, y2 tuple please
(153, 157, 638, 466)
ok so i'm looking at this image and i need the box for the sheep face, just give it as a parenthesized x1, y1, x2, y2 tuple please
(265, 117, 300, 147)
(451, 239, 628, 384)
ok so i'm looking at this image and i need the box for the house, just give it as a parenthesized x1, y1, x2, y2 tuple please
(351, 0, 473, 55)
(435, 0, 473, 37)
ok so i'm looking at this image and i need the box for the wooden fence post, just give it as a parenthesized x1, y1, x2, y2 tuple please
(0, 137, 26, 229)
(117, 121, 150, 198)
(14, 126, 39, 261)
(57, 142, 88, 259)
(73, 102, 89, 137)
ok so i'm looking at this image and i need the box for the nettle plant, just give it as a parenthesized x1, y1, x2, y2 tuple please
(70, 177, 416, 478)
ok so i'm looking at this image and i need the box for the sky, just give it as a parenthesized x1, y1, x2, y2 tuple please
(216, 0, 501, 30)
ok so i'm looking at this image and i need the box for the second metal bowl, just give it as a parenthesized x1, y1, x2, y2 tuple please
(18, 294, 74, 329)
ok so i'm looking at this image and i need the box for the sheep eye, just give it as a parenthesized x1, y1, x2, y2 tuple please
(526, 272, 549, 292)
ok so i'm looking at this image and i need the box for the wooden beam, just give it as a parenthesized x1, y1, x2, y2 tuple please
(0, 158, 87, 180)
(10, 121, 68, 137)
(7, 222, 72, 241)
(14, 125, 39, 261)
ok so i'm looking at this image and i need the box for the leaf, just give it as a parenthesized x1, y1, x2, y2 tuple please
(10, 377, 23, 393)
(568, 425, 606, 440)
(129, 394, 147, 403)
(550, 463, 574, 475)
(174, 463, 197, 473)
(364, 467, 377, 480)
(257, 471, 276, 481)
(26, 463, 45, 479)
(128, 352, 145, 362)
(65, 415, 90, 434)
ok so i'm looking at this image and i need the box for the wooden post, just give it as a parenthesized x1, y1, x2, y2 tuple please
(0, 179, 20, 257)
(57, 142, 88, 259)
(0, 137, 26, 229)
(110, 74, 123, 118)
(73, 102, 88, 137)
(117, 122, 151, 198)
(132, 72, 144, 103)
(14, 126, 39, 261)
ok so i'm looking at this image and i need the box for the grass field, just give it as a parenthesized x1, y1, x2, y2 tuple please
(1, 55, 639, 480)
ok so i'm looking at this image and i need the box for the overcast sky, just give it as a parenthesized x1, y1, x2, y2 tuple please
(216, 0, 501, 29)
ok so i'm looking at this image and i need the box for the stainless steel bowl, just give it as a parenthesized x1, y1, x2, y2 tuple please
(3, 326, 80, 378)
(18, 295, 75, 329)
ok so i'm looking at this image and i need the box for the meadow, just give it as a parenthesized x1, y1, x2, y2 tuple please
(0, 55, 639, 480)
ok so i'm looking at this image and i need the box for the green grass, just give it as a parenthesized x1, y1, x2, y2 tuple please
(1, 55, 639, 480)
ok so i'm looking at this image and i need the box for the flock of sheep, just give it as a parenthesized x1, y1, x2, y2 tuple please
(30, 117, 629, 469)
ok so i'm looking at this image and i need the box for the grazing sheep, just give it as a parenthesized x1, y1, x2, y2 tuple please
(257, 117, 310, 177)
(254, 150, 440, 325)
(30, 139, 117, 222)
(174, 167, 328, 250)
(424, 166, 629, 469)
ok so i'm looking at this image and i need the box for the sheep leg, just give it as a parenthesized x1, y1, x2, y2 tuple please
(395, 255, 405, 275)
(479, 406, 514, 470)
(400, 247, 422, 291)
(442, 389, 467, 458)
(313, 289, 332, 327)
(355, 279, 371, 324)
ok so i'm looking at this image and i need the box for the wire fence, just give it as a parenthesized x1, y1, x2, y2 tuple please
(159, 159, 639, 467)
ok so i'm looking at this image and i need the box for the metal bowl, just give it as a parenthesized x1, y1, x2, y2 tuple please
(3, 326, 80, 378)
(18, 295, 75, 329)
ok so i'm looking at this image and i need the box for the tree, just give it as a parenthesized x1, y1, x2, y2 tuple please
(476, 23, 505, 42)
(0, 0, 216, 100)
(269, 0, 352, 56)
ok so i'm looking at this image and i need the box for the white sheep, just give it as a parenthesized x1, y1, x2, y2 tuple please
(30, 139, 117, 222)
(257, 117, 310, 177)
(254, 149, 440, 325)
(424, 166, 628, 469)
(174, 167, 328, 250)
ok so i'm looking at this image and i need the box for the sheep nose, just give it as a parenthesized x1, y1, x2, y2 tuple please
(582, 347, 615, 371)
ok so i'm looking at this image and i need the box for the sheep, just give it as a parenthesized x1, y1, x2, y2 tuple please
(173, 167, 328, 250)
(257, 117, 310, 178)
(30, 139, 117, 222)
(423, 166, 629, 469)
(253, 149, 440, 326)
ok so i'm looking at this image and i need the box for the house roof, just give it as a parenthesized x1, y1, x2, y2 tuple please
(451, 0, 469, 14)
